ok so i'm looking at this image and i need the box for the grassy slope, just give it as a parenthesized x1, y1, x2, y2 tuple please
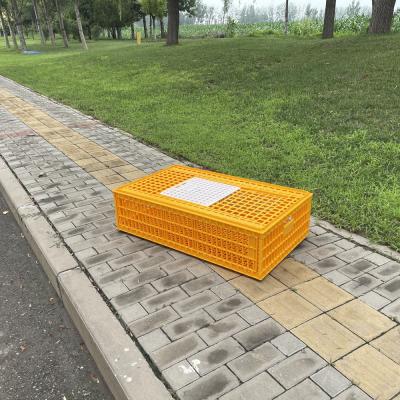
(0, 36, 399, 249)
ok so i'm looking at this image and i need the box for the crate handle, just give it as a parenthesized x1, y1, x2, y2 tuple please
(283, 216, 295, 235)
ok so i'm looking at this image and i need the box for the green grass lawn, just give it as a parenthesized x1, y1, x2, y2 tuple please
(1, 36, 399, 250)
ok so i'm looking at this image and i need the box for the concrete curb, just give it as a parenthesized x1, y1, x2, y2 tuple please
(0, 157, 173, 400)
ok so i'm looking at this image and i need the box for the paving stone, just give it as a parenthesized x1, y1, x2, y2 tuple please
(291, 240, 317, 254)
(371, 276, 400, 301)
(131, 253, 170, 269)
(173, 290, 219, 316)
(177, 366, 239, 400)
(336, 247, 372, 263)
(271, 332, 306, 356)
(82, 248, 121, 267)
(231, 275, 286, 302)
(138, 329, 171, 353)
(333, 386, 372, 400)
(237, 305, 269, 325)
(294, 276, 353, 311)
(291, 252, 318, 265)
(123, 267, 166, 289)
(111, 284, 157, 309)
(152, 270, 195, 292)
(335, 345, 400, 400)
(160, 257, 202, 274)
(108, 252, 146, 269)
(308, 244, 343, 260)
(341, 274, 382, 297)
(381, 298, 400, 322)
(198, 314, 249, 346)
(270, 258, 318, 287)
(369, 261, 400, 281)
(205, 293, 253, 320)
(102, 281, 129, 298)
(234, 318, 285, 351)
(118, 302, 148, 324)
(335, 239, 356, 250)
(188, 338, 244, 376)
(162, 361, 200, 391)
(211, 282, 238, 299)
(219, 372, 284, 400)
(364, 252, 391, 266)
(163, 310, 214, 340)
(207, 264, 239, 280)
(311, 366, 351, 397)
(258, 290, 321, 329)
(268, 348, 326, 389)
(88, 262, 112, 278)
(275, 379, 329, 400)
(371, 326, 400, 364)
(308, 232, 340, 246)
(151, 333, 206, 370)
(181, 273, 225, 295)
(141, 287, 188, 312)
(329, 299, 395, 341)
(358, 291, 391, 310)
(228, 342, 285, 382)
(309, 257, 347, 274)
(97, 266, 137, 286)
(293, 314, 363, 362)
(324, 270, 352, 286)
(339, 259, 376, 279)
(187, 263, 212, 277)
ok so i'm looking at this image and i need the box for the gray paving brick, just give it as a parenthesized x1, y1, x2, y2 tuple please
(68, 235, 108, 252)
(96, 266, 137, 286)
(228, 342, 285, 382)
(187, 263, 212, 277)
(335, 239, 356, 250)
(291, 240, 317, 254)
(141, 287, 188, 312)
(324, 270, 352, 286)
(341, 274, 382, 296)
(111, 284, 157, 309)
(381, 298, 400, 322)
(162, 361, 199, 391)
(311, 366, 351, 397)
(177, 366, 239, 400)
(129, 306, 179, 336)
(173, 290, 219, 316)
(309, 244, 343, 260)
(134, 254, 173, 271)
(163, 310, 213, 340)
(374, 276, 400, 301)
(220, 372, 284, 400)
(333, 386, 372, 400)
(336, 246, 372, 263)
(237, 305, 269, 325)
(359, 291, 391, 310)
(160, 257, 201, 274)
(118, 302, 148, 324)
(275, 379, 329, 400)
(152, 270, 195, 292)
(198, 314, 249, 346)
(88, 263, 111, 278)
(123, 267, 166, 289)
(211, 282, 238, 300)
(234, 319, 285, 351)
(310, 257, 347, 274)
(364, 253, 391, 266)
(205, 293, 253, 321)
(138, 329, 171, 353)
(339, 259, 376, 278)
(292, 252, 318, 265)
(102, 281, 128, 298)
(369, 261, 400, 281)
(108, 252, 146, 269)
(182, 273, 225, 295)
(268, 348, 326, 389)
(120, 240, 155, 256)
(271, 332, 306, 356)
(308, 233, 340, 246)
(82, 248, 121, 267)
(151, 333, 206, 370)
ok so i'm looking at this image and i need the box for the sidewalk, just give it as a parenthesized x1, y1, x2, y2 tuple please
(1, 75, 400, 400)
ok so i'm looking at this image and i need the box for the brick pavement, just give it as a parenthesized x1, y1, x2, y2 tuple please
(1, 75, 400, 400)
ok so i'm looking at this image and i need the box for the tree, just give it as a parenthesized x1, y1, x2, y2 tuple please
(166, 0, 195, 45)
(222, 0, 231, 23)
(32, 0, 45, 44)
(41, 0, 56, 45)
(4, 5, 18, 48)
(0, 6, 11, 48)
(74, 0, 88, 48)
(55, 0, 69, 47)
(369, 0, 396, 33)
(284, 0, 288, 34)
(322, 0, 336, 38)
(10, 0, 27, 49)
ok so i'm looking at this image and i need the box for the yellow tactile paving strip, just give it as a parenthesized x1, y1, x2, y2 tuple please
(0, 88, 146, 190)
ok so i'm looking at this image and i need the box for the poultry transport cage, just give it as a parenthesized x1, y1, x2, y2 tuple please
(113, 165, 312, 280)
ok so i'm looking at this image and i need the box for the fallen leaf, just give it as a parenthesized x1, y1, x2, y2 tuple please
(2, 210, 8, 215)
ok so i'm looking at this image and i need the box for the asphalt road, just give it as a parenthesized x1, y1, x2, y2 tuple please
(0, 191, 113, 400)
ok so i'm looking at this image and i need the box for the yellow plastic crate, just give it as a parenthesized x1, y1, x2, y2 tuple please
(113, 165, 312, 280)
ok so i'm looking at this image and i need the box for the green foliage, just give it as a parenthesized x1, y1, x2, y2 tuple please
(225, 17, 237, 38)
(1, 36, 399, 250)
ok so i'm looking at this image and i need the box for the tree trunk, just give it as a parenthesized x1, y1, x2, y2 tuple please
(167, 0, 179, 45)
(5, 8, 18, 49)
(42, 0, 56, 46)
(322, 0, 336, 38)
(130, 23, 134, 39)
(10, 0, 27, 50)
(152, 15, 156, 38)
(116, 26, 122, 39)
(284, 0, 289, 34)
(368, 0, 396, 33)
(142, 15, 148, 38)
(32, 0, 45, 45)
(55, 0, 69, 47)
(149, 15, 152, 38)
(0, 8, 11, 48)
(74, 0, 88, 49)
(159, 17, 165, 38)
